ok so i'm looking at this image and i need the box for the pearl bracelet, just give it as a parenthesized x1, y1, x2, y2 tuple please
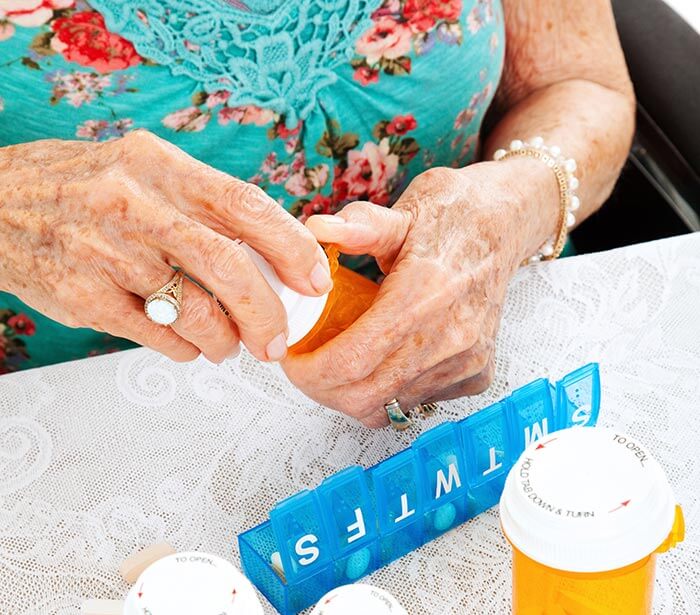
(493, 138, 580, 263)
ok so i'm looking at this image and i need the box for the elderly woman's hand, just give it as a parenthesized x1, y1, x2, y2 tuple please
(0, 130, 332, 363)
(282, 158, 559, 427)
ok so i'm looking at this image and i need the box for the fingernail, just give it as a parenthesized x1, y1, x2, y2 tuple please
(266, 333, 288, 362)
(310, 261, 333, 293)
(229, 345, 241, 359)
(314, 214, 345, 224)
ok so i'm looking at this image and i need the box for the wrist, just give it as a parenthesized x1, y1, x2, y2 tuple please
(489, 156, 562, 264)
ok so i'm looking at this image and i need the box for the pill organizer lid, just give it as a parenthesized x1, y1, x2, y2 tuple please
(499, 427, 676, 572)
(241, 244, 329, 345)
(123, 552, 263, 615)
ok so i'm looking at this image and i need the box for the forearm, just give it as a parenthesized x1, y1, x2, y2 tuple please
(479, 0, 636, 260)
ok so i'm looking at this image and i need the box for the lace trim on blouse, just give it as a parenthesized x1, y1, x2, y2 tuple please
(88, 0, 379, 125)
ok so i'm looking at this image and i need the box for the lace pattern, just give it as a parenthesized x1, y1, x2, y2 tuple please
(89, 0, 380, 125)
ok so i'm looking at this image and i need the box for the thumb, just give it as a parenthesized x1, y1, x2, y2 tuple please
(305, 201, 412, 267)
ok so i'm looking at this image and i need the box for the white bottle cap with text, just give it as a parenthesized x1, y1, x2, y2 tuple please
(499, 427, 676, 572)
(310, 584, 407, 615)
(122, 552, 264, 615)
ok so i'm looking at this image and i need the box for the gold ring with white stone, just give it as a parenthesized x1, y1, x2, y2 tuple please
(144, 271, 184, 326)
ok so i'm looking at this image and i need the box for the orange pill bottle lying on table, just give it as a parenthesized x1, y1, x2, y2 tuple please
(499, 428, 685, 615)
(242, 245, 379, 354)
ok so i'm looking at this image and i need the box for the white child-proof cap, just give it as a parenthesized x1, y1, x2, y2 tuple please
(310, 584, 407, 615)
(240, 244, 330, 346)
(499, 427, 677, 573)
(122, 552, 264, 615)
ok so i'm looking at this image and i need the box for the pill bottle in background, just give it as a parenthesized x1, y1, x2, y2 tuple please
(242, 244, 379, 354)
(122, 552, 264, 615)
(499, 428, 685, 615)
(310, 584, 408, 615)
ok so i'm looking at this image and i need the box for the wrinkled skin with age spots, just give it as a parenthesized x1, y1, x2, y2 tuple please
(283, 0, 635, 427)
(0, 131, 332, 364)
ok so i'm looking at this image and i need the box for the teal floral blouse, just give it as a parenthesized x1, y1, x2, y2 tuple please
(0, 0, 504, 373)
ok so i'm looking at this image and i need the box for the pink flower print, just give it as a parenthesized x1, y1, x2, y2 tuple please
(286, 163, 330, 197)
(403, 0, 462, 34)
(268, 164, 290, 185)
(0, 22, 15, 39)
(467, 0, 494, 34)
(162, 106, 210, 132)
(300, 194, 334, 222)
(0, 0, 74, 28)
(261, 152, 278, 175)
(306, 164, 329, 190)
(285, 172, 310, 197)
(353, 65, 380, 86)
(217, 104, 276, 126)
(276, 120, 302, 140)
(452, 133, 478, 166)
(46, 71, 112, 107)
(291, 152, 306, 173)
(355, 17, 412, 65)
(284, 136, 300, 154)
(205, 90, 231, 108)
(76, 118, 133, 141)
(453, 108, 475, 130)
(386, 114, 417, 135)
(371, 0, 400, 19)
(335, 140, 398, 205)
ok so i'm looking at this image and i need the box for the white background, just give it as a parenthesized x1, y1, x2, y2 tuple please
(663, 0, 700, 32)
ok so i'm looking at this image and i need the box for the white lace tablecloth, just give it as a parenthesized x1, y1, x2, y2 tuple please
(1, 233, 699, 615)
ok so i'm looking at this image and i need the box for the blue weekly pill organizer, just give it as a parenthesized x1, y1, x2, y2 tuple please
(238, 363, 601, 614)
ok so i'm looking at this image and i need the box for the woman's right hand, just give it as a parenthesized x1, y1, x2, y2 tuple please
(0, 130, 332, 363)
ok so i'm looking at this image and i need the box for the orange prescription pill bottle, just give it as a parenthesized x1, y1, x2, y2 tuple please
(499, 427, 684, 615)
(241, 244, 379, 354)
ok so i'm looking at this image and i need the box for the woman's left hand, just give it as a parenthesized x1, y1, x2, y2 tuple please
(281, 158, 558, 427)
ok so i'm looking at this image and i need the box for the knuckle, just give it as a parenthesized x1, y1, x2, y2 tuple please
(122, 128, 158, 148)
(416, 166, 456, 188)
(204, 238, 247, 283)
(119, 130, 170, 165)
(223, 181, 276, 223)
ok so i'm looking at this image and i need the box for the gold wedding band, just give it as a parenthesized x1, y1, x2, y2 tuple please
(144, 271, 184, 326)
